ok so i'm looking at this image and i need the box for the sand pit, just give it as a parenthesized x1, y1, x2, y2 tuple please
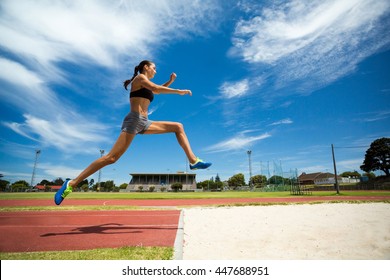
(181, 203, 390, 260)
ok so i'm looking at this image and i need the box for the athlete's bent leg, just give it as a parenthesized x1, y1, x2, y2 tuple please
(144, 121, 197, 163)
(144, 121, 211, 169)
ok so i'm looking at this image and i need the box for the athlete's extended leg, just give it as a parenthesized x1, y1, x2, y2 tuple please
(71, 132, 136, 186)
(144, 121, 211, 169)
(55, 132, 136, 205)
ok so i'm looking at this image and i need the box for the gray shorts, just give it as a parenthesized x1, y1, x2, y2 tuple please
(121, 111, 152, 134)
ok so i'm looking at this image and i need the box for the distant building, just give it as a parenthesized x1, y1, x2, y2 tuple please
(298, 172, 360, 185)
(35, 185, 62, 192)
(298, 172, 342, 185)
(340, 177, 360, 184)
(125, 172, 196, 191)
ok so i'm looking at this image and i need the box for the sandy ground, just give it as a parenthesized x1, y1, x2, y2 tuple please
(181, 203, 390, 260)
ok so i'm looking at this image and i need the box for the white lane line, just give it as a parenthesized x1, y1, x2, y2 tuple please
(173, 210, 184, 260)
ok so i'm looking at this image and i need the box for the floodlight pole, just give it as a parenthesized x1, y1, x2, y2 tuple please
(184, 157, 189, 189)
(331, 144, 340, 194)
(98, 149, 104, 191)
(30, 149, 41, 188)
(247, 150, 253, 190)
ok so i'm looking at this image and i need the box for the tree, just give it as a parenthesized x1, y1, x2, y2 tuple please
(81, 184, 89, 192)
(198, 180, 211, 190)
(103, 180, 115, 192)
(214, 181, 223, 190)
(227, 173, 245, 189)
(171, 182, 183, 192)
(39, 179, 52, 186)
(119, 183, 128, 190)
(360, 138, 390, 177)
(0, 179, 10, 191)
(268, 175, 284, 185)
(196, 181, 207, 190)
(11, 180, 29, 192)
(250, 175, 267, 188)
(13, 180, 29, 187)
(197, 179, 222, 191)
(363, 172, 376, 180)
(53, 178, 64, 186)
(340, 171, 361, 178)
(77, 179, 88, 190)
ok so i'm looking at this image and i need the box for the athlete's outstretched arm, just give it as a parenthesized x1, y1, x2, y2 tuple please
(138, 74, 191, 96)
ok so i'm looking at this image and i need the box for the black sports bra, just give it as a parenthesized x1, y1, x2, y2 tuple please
(130, 87, 154, 102)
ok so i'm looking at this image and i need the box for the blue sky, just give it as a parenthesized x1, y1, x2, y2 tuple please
(0, 0, 389, 186)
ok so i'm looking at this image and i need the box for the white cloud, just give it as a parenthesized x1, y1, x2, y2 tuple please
(0, 57, 111, 154)
(215, 0, 390, 127)
(231, 0, 390, 90)
(37, 163, 83, 180)
(233, 0, 390, 63)
(3, 114, 110, 154)
(298, 165, 329, 174)
(0, 58, 59, 115)
(337, 159, 363, 170)
(0, 170, 32, 181)
(354, 110, 390, 123)
(269, 118, 293, 126)
(2, 122, 38, 142)
(0, 139, 38, 160)
(0, 58, 43, 87)
(148, 103, 165, 116)
(0, 0, 220, 70)
(204, 132, 271, 153)
(219, 79, 250, 99)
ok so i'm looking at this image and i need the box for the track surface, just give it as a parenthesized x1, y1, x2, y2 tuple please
(0, 195, 389, 253)
(0, 210, 179, 252)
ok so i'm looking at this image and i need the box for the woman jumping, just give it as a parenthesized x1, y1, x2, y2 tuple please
(55, 60, 211, 205)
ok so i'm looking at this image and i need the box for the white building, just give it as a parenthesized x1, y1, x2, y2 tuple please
(125, 172, 196, 191)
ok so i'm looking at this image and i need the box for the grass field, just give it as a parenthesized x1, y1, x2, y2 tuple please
(1, 190, 389, 260)
(0, 246, 173, 260)
(1, 190, 390, 200)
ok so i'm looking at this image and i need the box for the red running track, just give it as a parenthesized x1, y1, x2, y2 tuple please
(0, 210, 180, 252)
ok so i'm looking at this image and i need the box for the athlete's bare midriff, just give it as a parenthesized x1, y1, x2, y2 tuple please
(130, 97, 150, 117)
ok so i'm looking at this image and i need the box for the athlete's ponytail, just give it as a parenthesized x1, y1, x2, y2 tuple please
(123, 60, 154, 90)
(123, 66, 138, 90)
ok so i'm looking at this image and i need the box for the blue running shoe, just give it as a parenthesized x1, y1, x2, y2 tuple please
(54, 179, 72, 205)
(190, 157, 212, 170)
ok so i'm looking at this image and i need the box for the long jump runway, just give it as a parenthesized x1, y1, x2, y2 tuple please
(0, 210, 180, 252)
